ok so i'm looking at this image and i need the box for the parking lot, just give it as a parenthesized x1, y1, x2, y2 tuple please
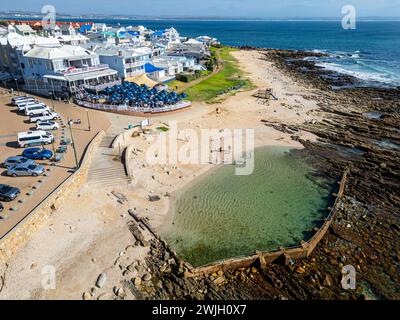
(0, 89, 110, 239)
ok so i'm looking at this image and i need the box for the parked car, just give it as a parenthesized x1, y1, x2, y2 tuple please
(29, 112, 59, 123)
(17, 131, 54, 148)
(0, 202, 3, 213)
(36, 120, 60, 131)
(7, 163, 45, 177)
(4, 156, 36, 169)
(11, 96, 35, 106)
(22, 147, 53, 160)
(17, 102, 44, 113)
(24, 104, 50, 116)
(0, 184, 20, 201)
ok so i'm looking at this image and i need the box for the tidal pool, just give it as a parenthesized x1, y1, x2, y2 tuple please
(163, 146, 335, 267)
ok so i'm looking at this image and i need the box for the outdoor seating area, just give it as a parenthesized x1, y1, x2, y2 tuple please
(76, 81, 190, 113)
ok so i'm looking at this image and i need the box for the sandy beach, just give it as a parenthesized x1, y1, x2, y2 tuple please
(0, 49, 325, 299)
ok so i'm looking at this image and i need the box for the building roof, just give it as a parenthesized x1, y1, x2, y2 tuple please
(184, 38, 204, 45)
(60, 24, 74, 31)
(57, 34, 89, 43)
(79, 24, 93, 33)
(24, 45, 94, 60)
(44, 67, 117, 82)
(0, 26, 7, 36)
(151, 30, 166, 37)
(14, 24, 35, 33)
(89, 44, 151, 58)
(0, 32, 60, 47)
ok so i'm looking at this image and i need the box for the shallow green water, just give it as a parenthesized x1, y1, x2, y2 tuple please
(164, 146, 334, 267)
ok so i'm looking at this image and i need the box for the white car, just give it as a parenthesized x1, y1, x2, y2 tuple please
(29, 112, 59, 123)
(36, 121, 60, 131)
(17, 101, 42, 112)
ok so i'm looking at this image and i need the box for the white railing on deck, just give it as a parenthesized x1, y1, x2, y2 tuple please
(56, 64, 110, 76)
(75, 99, 191, 114)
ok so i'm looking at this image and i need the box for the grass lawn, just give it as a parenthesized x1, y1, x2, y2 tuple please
(184, 47, 254, 102)
(168, 79, 187, 92)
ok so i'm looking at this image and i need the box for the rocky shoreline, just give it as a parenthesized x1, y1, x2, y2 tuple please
(83, 48, 400, 301)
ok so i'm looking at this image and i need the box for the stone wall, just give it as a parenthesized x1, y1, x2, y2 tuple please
(124, 144, 136, 178)
(187, 170, 349, 276)
(0, 131, 105, 263)
(111, 127, 140, 149)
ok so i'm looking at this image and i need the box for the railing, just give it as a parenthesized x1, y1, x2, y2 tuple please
(56, 64, 110, 76)
(125, 61, 146, 68)
(74, 99, 192, 114)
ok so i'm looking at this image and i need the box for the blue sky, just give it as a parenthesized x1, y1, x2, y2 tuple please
(2, 0, 400, 17)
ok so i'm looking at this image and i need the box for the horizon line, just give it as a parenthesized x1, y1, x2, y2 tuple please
(1, 10, 400, 21)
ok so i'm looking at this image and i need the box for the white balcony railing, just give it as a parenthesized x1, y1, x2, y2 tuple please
(56, 64, 110, 76)
(124, 61, 146, 68)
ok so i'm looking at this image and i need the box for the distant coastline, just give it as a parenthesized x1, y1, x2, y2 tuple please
(1, 11, 400, 22)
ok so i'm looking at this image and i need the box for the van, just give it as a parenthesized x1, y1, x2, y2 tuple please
(24, 104, 50, 116)
(17, 131, 54, 148)
(17, 101, 40, 112)
(11, 96, 35, 106)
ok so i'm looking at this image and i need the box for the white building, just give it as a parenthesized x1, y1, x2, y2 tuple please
(0, 25, 7, 36)
(0, 25, 60, 80)
(196, 35, 220, 46)
(57, 34, 89, 46)
(19, 44, 118, 96)
(89, 44, 151, 79)
(152, 56, 183, 78)
(60, 24, 77, 36)
(151, 27, 181, 49)
(45, 25, 62, 37)
(92, 23, 109, 33)
(14, 25, 36, 37)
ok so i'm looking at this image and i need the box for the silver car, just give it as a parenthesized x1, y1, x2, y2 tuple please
(7, 163, 45, 177)
(4, 156, 36, 169)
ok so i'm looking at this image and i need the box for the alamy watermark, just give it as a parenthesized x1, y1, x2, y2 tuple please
(41, 5, 56, 30)
(341, 265, 356, 290)
(41, 265, 56, 290)
(146, 122, 255, 176)
(342, 5, 357, 30)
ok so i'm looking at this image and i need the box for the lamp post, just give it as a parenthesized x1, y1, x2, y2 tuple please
(14, 78, 20, 95)
(86, 109, 91, 132)
(49, 92, 55, 112)
(68, 119, 79, 170)
(51, 140, 57, 162)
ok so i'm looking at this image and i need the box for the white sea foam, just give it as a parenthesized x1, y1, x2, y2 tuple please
(315, 61, 400, 86)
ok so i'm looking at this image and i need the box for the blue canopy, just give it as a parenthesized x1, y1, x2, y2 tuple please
(151, 30, 166, 37)
(79, 24, 93, 34)
(145, 63, 163, 73)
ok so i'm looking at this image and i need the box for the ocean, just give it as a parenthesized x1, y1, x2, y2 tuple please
(93, 19, 400, 88)
(12, 18, 400, 87)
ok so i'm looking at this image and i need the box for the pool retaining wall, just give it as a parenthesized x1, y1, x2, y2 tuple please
(184, 169, 349, 276)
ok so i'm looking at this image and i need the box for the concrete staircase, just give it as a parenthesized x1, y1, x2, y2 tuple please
(87, 135, 130, 188)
